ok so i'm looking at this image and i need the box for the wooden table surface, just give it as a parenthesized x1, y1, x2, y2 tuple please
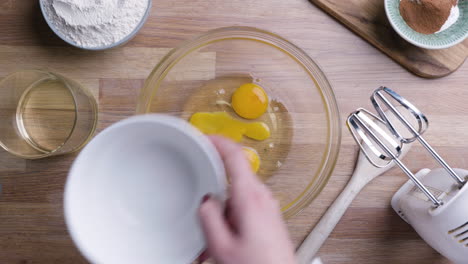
(1, 1, 467, 263)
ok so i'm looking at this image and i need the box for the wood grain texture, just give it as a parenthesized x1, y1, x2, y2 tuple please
(0, 0, 467, 263)
(296, 142, 413, 264)
(310, 0, 468, 78)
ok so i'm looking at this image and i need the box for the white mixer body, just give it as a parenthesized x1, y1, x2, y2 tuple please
(392, 168, 468, 264)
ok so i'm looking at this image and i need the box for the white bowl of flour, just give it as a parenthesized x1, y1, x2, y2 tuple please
(40, 0, 151, 50)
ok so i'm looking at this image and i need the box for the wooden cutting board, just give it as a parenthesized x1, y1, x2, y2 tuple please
(310, 0, 468, 79)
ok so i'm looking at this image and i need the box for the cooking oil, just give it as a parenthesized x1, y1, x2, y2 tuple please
(0, 70, 97, 158)
(16, 77, 77, 153)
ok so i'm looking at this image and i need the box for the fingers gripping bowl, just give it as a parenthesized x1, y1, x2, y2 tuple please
(137, 27, 342, 218)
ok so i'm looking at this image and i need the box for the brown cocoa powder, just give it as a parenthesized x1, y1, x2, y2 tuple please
(399, 0, 457, 35)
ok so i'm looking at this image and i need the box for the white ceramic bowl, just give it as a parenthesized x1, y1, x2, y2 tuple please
(39, 0, 152, 51)
(65, 114, 226, 264)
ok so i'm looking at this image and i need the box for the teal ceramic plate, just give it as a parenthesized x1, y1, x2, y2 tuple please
(385, 0, 468, 49)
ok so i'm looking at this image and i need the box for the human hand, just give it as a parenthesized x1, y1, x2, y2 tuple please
(198, 136, 296, 264)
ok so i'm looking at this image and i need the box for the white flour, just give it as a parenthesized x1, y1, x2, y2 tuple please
(42, 0, 149, 48)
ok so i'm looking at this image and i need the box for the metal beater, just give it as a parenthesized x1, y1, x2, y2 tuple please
(348, 87, 468, 263)
(348, 86, 466, 207)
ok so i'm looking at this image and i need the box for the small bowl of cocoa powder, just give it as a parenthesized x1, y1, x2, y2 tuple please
(385, 0, 467, 49)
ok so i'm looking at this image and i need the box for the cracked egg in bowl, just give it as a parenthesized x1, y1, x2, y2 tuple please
(137, 27, 341, 218)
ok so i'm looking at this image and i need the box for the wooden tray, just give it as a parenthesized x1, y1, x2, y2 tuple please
(310, 0, 468, 78)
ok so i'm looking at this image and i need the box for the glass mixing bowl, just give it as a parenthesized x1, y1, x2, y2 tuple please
(136, 27, 341, 218)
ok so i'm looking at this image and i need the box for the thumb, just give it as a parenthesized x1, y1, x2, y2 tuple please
(199, 197, 234, 256)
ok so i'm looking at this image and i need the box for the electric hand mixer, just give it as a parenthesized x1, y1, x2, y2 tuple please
(347, 87, 468, 263)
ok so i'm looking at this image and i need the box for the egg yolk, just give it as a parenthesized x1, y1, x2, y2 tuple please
(190, 112, 270, 142)
(232, 83, 268, 120)
(243, 147, 260, 173)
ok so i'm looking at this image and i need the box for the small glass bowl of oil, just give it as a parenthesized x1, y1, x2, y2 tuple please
(0, 70, 98, 159)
